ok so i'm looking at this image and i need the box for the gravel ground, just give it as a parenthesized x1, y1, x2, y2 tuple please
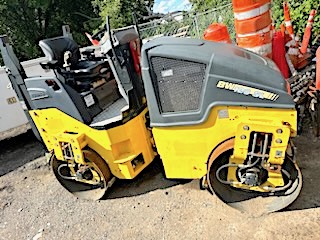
(0, 125, 320, 240)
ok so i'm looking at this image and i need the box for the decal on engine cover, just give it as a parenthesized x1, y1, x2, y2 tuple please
(216, 80, 279, 101)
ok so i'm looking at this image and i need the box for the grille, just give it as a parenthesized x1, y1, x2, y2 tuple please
(151, 57, 206, 113)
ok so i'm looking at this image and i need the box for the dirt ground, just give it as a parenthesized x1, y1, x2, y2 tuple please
(0, 120, 320, 240)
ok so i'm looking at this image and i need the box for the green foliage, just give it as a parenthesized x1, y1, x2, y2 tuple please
(189, 0, 231, 12)
(0, 0, 98, 61)
(272, 0, 320, 42)
(1, 0, 319, 62)
(92, 0, 153, 29)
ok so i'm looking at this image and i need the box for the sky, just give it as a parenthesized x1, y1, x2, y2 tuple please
(153, 0, 191, 13)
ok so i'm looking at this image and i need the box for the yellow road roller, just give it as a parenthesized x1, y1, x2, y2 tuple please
(0, 20, 302, 214)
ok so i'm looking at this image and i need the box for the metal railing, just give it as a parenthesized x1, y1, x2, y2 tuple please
(138, 3, 235, 42)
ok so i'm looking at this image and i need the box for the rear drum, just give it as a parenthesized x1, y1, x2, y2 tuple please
(207, 150, 302, 215)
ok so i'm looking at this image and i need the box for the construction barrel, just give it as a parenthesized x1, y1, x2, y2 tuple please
(232, 0, 272, 58)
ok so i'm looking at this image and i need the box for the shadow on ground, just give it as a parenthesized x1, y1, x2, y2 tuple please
(285, 121, 320, 211)
(0, 130, 44, 176)
(105, 157, 192, 199)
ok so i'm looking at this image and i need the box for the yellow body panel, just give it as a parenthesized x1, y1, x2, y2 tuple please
(30, 105, 296, 190)
(152, 106, 297, 180)
(30, 108, 156, 179)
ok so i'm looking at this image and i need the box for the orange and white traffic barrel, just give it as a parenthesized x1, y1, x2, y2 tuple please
(232, 0, 272, 58)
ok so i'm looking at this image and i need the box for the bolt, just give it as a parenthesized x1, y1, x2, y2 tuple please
(276, 138, 282, 144)
(275, 150, 283, 157)
(243, 125, 250, 131)
(240, 135, 246, 140)
(276, 129, 283, 134)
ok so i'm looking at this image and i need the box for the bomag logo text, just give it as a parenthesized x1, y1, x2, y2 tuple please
(216, 80, 279, 101)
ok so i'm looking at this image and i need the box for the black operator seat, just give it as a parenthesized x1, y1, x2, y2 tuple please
(38, 36, 108, 85)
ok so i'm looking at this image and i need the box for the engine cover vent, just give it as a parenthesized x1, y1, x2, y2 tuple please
(150, 57, 206, 113)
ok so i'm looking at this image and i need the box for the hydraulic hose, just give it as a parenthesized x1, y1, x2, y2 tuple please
(216, 163, 244, 185)
(216, 157, 262, 185)
(57, 163, 77, 180)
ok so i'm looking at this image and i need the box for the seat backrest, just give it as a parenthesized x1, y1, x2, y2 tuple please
(39, 36, 80, 67)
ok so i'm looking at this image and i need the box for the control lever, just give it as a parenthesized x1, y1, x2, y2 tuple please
(63, 51, 72, 70)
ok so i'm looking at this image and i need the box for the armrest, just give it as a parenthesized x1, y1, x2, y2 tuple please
(40, 60, 59, 70)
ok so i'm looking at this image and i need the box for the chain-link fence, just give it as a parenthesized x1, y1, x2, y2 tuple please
(138, 3, 235, 43)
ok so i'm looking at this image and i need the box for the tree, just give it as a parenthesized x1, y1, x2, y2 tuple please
(272, 0, 320, 42)
(189, 0, 231, 12)
(0, 0, 99, 61)
(91, 0, 154, 29)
